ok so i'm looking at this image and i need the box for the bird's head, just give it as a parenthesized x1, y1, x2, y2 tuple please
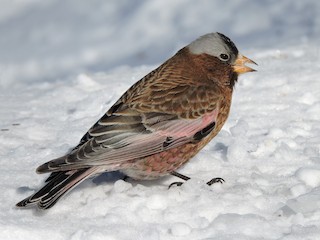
(188, 32, 257, 76)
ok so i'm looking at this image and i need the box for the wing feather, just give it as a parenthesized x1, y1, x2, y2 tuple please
(37, 50, 223, 173)
(37, 106, 218, 173)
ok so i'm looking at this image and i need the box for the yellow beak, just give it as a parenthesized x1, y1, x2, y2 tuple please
(233, 54, 257, 74)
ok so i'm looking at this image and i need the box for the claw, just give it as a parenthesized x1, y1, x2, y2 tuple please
(169, 171, 189, 188)
(169, 171, 225, 188)
(206, 177, 225, 186)
(168, 181, 184, 188)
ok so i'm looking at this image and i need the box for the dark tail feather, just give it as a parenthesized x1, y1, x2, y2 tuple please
(16, 167, 97, 210)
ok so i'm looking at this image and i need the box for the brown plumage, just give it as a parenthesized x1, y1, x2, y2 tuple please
(16, 32, 256, 209)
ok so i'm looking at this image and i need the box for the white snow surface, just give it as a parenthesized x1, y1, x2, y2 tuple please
(1, 0, 320, 239)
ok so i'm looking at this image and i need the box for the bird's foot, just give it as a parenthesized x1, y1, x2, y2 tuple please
(168, 171, 190, 189)
(206, 177, 225, 186)
(169, 171, 225, 188)
(168, 181, 184, 188)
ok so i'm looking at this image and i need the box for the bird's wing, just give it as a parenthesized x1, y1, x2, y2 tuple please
(37, 53, 223, 173)
(37, 100, 220, 173)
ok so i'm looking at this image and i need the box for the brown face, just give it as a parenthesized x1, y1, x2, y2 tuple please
(188, 33, 257, 77)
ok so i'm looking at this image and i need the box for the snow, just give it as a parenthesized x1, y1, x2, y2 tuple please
(1, 0, 320, 239)
(295, 168, 320, 188)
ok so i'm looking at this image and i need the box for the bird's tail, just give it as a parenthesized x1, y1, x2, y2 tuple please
(16, 167, 97, 209)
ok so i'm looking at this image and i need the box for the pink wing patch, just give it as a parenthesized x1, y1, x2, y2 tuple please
(155, 109, 219, 138)
(85, 109, 219, 164)
(46, 109, 220, 170)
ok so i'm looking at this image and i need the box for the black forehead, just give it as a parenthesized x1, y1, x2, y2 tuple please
(217, 32, 239, 56)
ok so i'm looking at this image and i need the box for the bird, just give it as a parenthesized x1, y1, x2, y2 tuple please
(16, 32, 256, 209)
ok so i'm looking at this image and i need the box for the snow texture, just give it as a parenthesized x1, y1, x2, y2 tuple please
(1, 0, 320, 239)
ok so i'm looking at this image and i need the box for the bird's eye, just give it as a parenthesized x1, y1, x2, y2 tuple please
(219, 53, 230, 61)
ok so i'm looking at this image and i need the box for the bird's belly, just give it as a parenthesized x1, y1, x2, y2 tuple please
(121, 103, 231, 181)
(120, 143, 202, 180)
(120, 134, 220, 180)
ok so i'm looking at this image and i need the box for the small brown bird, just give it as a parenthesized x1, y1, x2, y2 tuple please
(16, 32, 256, 209)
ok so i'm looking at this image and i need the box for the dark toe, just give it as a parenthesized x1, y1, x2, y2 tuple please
(168, 181, 184, 189)
(206, 177, 225, 186)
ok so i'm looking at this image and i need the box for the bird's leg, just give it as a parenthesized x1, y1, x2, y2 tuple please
(169, 171, 190, 188)
(169, 171, 225, 188)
